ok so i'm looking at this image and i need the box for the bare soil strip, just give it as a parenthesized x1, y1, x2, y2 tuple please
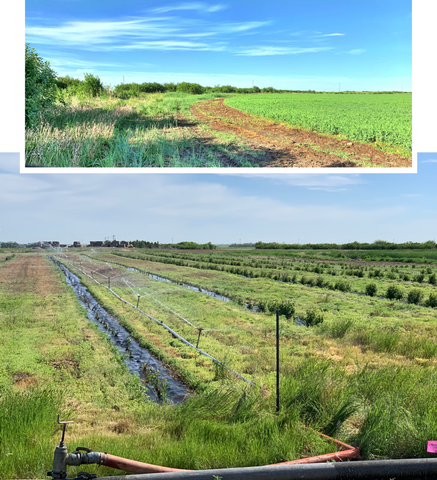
(0, 254, 62, 296)
(191, 99, 411, 168)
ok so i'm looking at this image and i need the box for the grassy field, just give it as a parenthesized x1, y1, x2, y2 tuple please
(45, 248, 437, 462)
(25, 92, 264, 168)
(225, 94, 412, 154)
(0, 254, 345, 479)
(3, 250, 437, 478)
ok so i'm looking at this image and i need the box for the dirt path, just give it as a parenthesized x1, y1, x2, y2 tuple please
(191, 98, 411, 168)
(0, 254, 63, 296)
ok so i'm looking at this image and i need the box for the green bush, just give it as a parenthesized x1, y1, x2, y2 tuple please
(278, 301, 295, 320)
(334, 279, 351, 292)
(303, 309, 324, 328)
(82, 73, 104, 97)
(365, 283, 378, 297)
(25, 44, 57, 127)
(407, 289, 423, 305)
(429, 273, 437, 285)
(386, 285, 403, 300)
(425, 293, 437, 308)
(176, 82, 204, 95)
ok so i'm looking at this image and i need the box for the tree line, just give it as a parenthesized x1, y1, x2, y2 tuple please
(255, 240, 437, 250)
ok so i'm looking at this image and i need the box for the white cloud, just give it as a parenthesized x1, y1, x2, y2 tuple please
(346, 49, 366, 55)
(235, 46, 332, 56)
(318, 33, 345, 37)
(234, 174, 363, 191)
(150, 3, 227, 13)
(421, 159, 437, 163)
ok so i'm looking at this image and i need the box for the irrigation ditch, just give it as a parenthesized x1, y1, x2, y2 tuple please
(49, 256, 189, 403)
(51, 255, 255, 388)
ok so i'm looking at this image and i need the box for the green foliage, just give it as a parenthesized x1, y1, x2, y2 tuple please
(303, 309, 324, 327)
(386, 285, 404, 300)
(25, 44, 57, 128)
(365, 283, 378, 297)
(425, 293, 437, 308)
(334, 279, 351, 292)
(407, 288, 423, 305)
(176, 82, 204, 95)
(226, 94, 412, 151)
(83, 73, 104, 97)
(278, 300, 295, 320)
(328, 318, 354, 339)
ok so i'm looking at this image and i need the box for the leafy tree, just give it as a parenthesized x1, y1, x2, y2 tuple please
(176, 82, 204, 95)
(25, 44, 57, 127)
(82, 73, 104, 97)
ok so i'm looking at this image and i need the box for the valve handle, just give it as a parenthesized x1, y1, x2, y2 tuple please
(57, 414, 74, 447)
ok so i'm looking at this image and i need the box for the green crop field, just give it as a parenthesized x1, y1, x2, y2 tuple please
(225, 94, 412, 152)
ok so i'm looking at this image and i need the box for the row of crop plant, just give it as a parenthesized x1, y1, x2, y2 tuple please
(111, 252, 437, 308)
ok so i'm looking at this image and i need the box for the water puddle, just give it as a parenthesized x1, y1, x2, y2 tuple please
(50, 257, 189, 404)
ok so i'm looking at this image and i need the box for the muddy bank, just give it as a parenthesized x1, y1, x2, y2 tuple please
(50, 257, 189, 404)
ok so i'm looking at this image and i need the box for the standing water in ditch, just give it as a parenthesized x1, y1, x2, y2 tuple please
(49, 257, 189, 404)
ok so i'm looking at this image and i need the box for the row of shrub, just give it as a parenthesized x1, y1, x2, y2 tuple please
(140, 250, 437, 285)
(365, 283, 437, 307)
(113, 252, 437, 307)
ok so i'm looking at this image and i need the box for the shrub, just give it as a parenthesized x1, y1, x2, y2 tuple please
(407, 289, 423, 305)
(25, 44, 57, 128)
(334, 279, 351, 292)
(176, 82, 204, 95)
(425, 293, 437, 308)
(386, 285, 403, 300)
(365, 283, 378, 297)
(83, 73, 105, 97)
(278, 301, 295, 320)
(303, 309, 324, 328)
(429, 273, 437, 285)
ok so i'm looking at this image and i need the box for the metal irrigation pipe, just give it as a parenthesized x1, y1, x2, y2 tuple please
(93, 458, 437, 480)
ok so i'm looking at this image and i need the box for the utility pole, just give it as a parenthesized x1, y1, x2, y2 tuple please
(123, 76, 125, 84)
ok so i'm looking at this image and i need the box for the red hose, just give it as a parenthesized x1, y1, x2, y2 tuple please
(98, 431, 360, 474)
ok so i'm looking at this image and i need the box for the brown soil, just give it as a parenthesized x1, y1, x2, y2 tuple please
(190, 98, 411, 168)
(0, 255, 63, 296)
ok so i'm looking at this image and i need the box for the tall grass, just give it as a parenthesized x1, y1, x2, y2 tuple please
(26, 93, 260, 168)
(0, 389, 63, 479)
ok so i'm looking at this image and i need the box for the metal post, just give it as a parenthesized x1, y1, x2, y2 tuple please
(137, 295, 140, 308)
(108, 277, 110, 289)
(276, 310, 280, 414)
(196, 328, 203, 349)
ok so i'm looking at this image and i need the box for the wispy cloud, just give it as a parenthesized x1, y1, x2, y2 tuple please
(26, 17, 269, 52)
(421, 159, 437, 163)
(234, 46, 332, 56)
(150, 3, 227, 13)
(234, 174, 363, 192)
(346, 48, 366, 55)
(318, 33, 345, 37)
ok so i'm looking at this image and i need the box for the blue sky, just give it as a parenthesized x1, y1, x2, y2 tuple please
(1, 153, 435, 245)
(25, 0, 412, 91)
